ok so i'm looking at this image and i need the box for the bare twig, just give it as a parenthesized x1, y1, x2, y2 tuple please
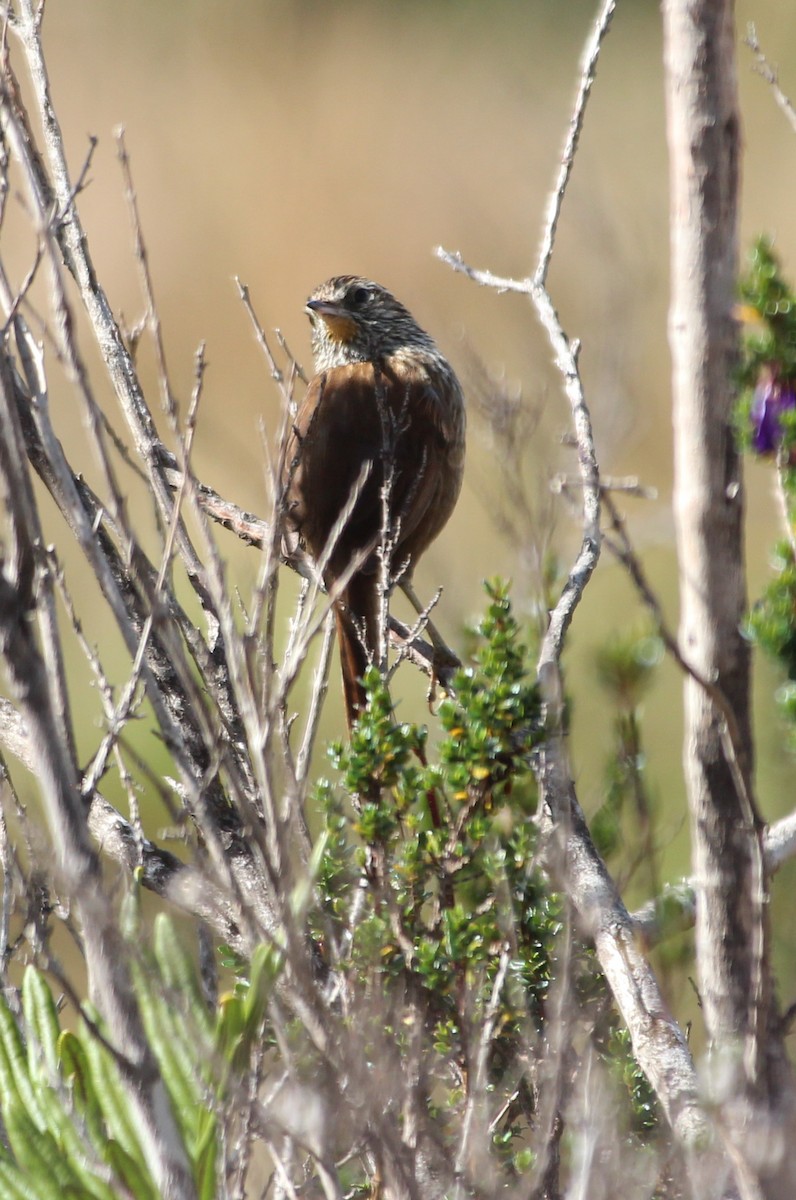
(454, 946, 510, 1187)
(745, 24, 796, 136)
(534, 0, 617, 288)
(295, 609, 336, 793)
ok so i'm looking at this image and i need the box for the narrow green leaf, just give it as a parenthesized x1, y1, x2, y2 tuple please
(105, 1139, 157, 1200)
(22, 968, 60, 1078)
(33, 1080, 120, 1200)
(4, 1104, 79, 1196)
(0, 993, 45, 1128)
(0, 1155, 51, 1200)
(58, 1031, 107, 1151)
(195, 1112, 219, 1200)
(131, 958, 200, 1143)
(153, 915, 213, 1043)
(214, 993, 245, 1066)
(82, 1029, 144, 1163)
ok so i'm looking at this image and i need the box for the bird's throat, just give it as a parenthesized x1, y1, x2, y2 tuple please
(318, 312, 359, 345)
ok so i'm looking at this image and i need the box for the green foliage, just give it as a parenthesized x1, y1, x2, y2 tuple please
(736, 237, 796, 466)
(438, 581, 542, 798)
(0, 969, 151, 1198)
(747, 544, 796, 677)
(591, 627, 661, 866)
(214, 940, 283, 1075)
(746, 543, 796, 729)
(0, 913, 275, 1199)
(311, 581, 659, 1173)
(737, 236, 796, 392)
(598, 1025, 659, 1136)
(737, 241, 796, 729)
(594, 627, 661, 707)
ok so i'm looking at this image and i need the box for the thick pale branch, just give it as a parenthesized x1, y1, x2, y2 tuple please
(665, 1, 796, 1190)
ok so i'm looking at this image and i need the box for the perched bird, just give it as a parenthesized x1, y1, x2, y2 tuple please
(283, 275, 465, 729)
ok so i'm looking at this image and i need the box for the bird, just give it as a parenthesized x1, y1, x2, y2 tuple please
(283, 275, 466, 730)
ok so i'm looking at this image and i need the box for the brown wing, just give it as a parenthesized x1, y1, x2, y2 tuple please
(283, 364, 385, 580)
(387, 374, 463, 568)
(283, 361, 460, 581)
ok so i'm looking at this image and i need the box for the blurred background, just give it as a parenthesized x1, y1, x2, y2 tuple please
(5, 0, 796, 1027)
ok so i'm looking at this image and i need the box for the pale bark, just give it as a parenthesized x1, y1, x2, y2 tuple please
(664, 1, 796, 1194)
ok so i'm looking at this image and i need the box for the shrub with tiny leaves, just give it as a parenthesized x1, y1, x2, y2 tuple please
(309, 581, 659, 1176)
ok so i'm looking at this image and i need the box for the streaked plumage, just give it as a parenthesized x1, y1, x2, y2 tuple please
(284, 276, 465, 728)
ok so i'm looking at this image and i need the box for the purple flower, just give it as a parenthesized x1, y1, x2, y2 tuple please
(751, 375, 796, 455)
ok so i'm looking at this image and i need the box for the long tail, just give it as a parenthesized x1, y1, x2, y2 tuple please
(335, 572, 380, 732)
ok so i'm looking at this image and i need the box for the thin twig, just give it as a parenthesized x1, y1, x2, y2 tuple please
(745, 24, 796, 136)
(295, 610, 336, 792)
(454, 947, 511, 1189)
(534, 0, 617, 288)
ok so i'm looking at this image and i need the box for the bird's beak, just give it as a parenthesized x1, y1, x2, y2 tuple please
(306, 298, 343, 319)
(305, 298, 357, 342)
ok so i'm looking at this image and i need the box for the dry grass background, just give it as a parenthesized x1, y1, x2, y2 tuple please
(6, 0, 796, 1014)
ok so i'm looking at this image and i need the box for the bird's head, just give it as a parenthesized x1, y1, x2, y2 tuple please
(305, 276, 436, 370)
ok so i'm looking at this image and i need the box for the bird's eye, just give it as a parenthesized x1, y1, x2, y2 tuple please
(348, 285, 371, 307)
